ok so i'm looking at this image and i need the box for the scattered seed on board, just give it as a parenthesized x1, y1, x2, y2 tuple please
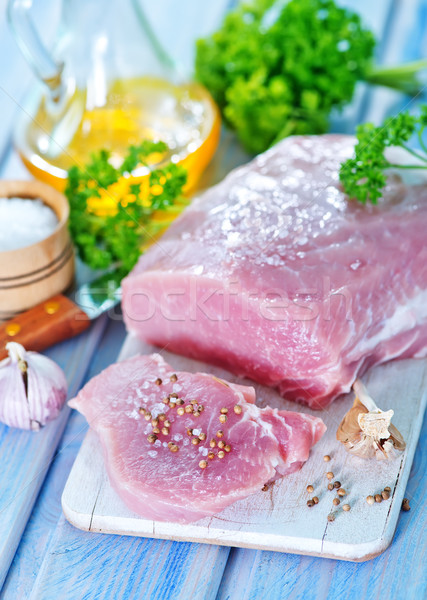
(224, 444, 231, 452)
(191, 437, 200, 446)
(333, 481, 341, 489)
(402, 498, 410, 511)
(337, 488, 346, 497)
(217, 430, 224, 438)
(161, 427, 169, 436)
(342, 504, 351, 512)
(199, 460, 207, 469)
(234, 405, 242, 415)
(155, 378, 162, 386)
(208, 452, 215, 460)
(219, 414, 227, 424)
(170, 393, 178, 399)
(327, 514, 335, 522)
(384, 486, 391, 493)
(220, 407, 228, 414)
(144, 413, 152, 422)
(162, 397, 169, 405)
(328, 483, 334, 491)
(170, 374, 178, 382)
(366, 495, 375, 505)
(185, 405, 193, 414)
(199, 432, 207, 441)
(177, 407, 185, 416)
(382, 490, 390, 500)
(169, 444, 179, 453)
(262, 484, 269, 492)
(193, 411, 201, 417)
(147, 434, 157, 444)
(158, 413, 166, 422)
(326, 472, 334, 480)
(138, 407, 145, 415)
(323, 455, 331, 462)
(307, 500, 314, 508)
(164, 419, 171, 428)
(306, 485, 314, 494)
(169, 402, 176, 409)
(375, 494, 382, 503)
(333, 498, 340, 506)
(218, 450, 225, 459)
(217, 440, 225, 449)
(210, 439, 216, 448)
(151, 418, 159, 427)
(152, 427, 160, 434)
(313, 496, 319, 504)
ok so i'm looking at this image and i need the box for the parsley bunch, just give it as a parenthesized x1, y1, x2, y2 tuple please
(340, 107, 427, 204)
(195, 0, 427, 155)
(66, 141, 187, 278)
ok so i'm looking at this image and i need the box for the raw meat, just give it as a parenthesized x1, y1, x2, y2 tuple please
(69, 353, 325, 523)
(122, 134, 427, 408)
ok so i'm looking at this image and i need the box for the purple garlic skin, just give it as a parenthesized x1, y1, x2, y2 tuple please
(0, 342, 67, 431)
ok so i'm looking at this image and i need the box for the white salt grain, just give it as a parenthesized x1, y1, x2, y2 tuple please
(148, 450, 157, 458)
(0, 197, 58, 251)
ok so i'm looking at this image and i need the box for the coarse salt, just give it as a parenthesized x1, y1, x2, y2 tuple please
(0, 197, 58, 252)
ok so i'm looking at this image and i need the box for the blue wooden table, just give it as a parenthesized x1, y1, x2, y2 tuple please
(0, 1, 426, 598)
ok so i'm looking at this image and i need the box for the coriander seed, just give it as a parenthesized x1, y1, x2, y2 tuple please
(333, 481, 341, 489)
(342, 504, 351, 512)
(323, 455, 331, 462)
(337, 488, 346, 497)
(219, 414, 227, 424)
(381, 491, 390, 500)
(147, 434, 157, 444)
(234, 405, 242, 415)
(199, 460, 207, 469)
(306, 485, 314, 494)
(374, 494, 382, 503)
(333, 498, 340, 506)
(366, 495, 375, 505)
(326, 472, 334, 480)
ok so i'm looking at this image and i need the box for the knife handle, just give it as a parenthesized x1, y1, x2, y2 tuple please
(0, 294, 91, 360)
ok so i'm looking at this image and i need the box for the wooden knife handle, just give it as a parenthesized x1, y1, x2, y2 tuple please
(0, 294, 91, 360)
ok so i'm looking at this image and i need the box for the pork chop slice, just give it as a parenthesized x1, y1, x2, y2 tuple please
(69, 353, 325, 523)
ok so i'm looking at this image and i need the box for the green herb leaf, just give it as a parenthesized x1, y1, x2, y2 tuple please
(66, 141, 188, 278)
(195, 0, 375, 153)
(340, 109, 427, 204)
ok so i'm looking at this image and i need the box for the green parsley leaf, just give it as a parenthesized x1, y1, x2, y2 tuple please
(66, 141, 188, 279)
(340, 109, 427, 204)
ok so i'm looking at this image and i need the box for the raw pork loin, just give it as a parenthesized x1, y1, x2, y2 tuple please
(69, 354, 325, 523)
(122, 135, 427, 408)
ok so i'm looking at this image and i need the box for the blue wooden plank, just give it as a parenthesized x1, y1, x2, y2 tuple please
(0, 315, 108, 589)
(1, 318, 126, 599)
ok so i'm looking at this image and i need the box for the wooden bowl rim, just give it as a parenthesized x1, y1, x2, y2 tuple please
(0, 179, 70, 257)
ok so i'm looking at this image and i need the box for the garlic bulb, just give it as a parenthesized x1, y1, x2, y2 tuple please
(0, 342, 67, 430)
(336, 379, 406, 460)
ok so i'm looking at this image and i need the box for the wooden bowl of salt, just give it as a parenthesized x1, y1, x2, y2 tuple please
(0, 180, 74, 321)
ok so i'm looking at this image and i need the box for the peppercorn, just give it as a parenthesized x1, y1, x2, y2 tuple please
(402, 498, 410, 511)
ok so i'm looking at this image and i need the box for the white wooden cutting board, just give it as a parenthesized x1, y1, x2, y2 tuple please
(62, 334, 427, 562)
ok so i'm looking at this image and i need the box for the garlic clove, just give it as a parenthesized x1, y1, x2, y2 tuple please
(0, 342, 67, 431)
(336, 379, 406, 460)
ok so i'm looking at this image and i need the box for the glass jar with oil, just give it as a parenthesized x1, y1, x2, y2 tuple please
(8, 0, 220, 192)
